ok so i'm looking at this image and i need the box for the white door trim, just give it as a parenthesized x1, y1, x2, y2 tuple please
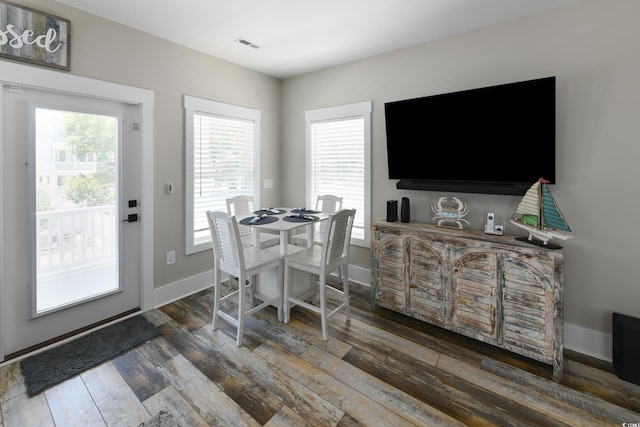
(0, 61, 154, 362)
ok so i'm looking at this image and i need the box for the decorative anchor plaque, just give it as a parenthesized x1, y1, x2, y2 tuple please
(431, 196, 470, 229)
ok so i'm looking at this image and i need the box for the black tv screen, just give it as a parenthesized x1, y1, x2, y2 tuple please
(385, 76, 556, 195)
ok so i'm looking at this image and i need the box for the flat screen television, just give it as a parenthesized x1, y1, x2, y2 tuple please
(385, 76, 556, 195)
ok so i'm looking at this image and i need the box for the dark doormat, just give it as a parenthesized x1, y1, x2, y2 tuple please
(20, 315, 161, 396)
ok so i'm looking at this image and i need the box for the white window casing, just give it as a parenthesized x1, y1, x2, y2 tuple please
(306, 101, 371, 248)
(185, 95, 260, 254)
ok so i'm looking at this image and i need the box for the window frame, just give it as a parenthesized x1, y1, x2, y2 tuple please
(305, 101, 372, 248)
(184, 95, 260, 255)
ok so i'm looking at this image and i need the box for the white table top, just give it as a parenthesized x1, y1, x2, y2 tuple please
(238, 208, 329, 256)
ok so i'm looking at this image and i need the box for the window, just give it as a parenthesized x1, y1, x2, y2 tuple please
(185, 95, 260, 254)
(306, 101, 371, 247)
(57, 149, 67, 162)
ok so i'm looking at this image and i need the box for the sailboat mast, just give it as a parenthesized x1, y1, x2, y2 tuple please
(538, 179, 545, 230)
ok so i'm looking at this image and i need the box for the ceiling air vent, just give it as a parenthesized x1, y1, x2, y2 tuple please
(236, 37, 261, 50)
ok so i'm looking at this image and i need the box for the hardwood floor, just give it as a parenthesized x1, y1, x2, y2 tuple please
(1, 281, 639, 426)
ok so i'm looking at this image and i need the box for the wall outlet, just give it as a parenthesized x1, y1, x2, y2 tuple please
(166, 251, 176, 265)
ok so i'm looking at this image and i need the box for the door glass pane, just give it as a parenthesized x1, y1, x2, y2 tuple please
(35, 108, 119, 314)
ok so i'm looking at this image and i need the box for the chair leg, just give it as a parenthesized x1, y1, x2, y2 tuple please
(236, 273, 247, 346)
(283, 260, 290, 323)
(319, 275, 328, 341)
(277, 260, 284, 322)
(248, 275, 255, 306)
(212, 269, 222, 330)
(342, 265, 351, 321)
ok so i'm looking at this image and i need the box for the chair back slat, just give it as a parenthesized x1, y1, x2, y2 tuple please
(207, 211, 243, 276)
(226, 195, 255, 237)
(316, 195, 343, 234)
(321, 209, 355, 272)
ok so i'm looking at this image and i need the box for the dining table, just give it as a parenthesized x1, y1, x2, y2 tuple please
(239, 207, 330, 255)
(237, 207, 330, 311)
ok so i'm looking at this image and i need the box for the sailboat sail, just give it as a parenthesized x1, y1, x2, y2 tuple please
(514, 180, 541, 223)
(510, 178, 573, 245)
(541, 185, 571, 232)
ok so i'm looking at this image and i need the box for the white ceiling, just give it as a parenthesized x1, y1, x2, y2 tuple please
(54, 0, 581, 79)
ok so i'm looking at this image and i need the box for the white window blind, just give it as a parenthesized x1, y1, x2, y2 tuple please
(306, 101, 371, 247)
(185, 95, 260, 254)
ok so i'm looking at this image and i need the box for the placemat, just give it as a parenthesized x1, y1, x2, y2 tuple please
(290, 208, 320, 214)
(240, 215, 279, 225)
(254, 208, 286, 215)
(284, 214, 319, 222)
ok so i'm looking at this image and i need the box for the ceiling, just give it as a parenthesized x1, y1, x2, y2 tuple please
(54, 0, 581, 79)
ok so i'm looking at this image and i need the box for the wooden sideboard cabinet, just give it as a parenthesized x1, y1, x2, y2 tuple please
(371, 221, 565, 381)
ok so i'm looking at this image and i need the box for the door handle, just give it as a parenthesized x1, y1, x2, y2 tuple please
(123, 214, 138, 223)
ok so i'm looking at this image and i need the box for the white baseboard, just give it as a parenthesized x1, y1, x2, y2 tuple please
(149, 270, 215, 308)
(564, 322, 612, 362)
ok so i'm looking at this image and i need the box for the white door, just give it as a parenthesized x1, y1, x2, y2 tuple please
(2, 85, 142, 358)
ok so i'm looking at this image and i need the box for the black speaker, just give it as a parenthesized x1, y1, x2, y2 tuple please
(613, 312, 640, 385)
(386, 200, 398, 222)
(400, 197, 410, 223)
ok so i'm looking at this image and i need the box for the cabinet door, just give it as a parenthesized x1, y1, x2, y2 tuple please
(449, 250, 499, 341)
(409, 239, 446, 326)
(373, 235, 407, 311)
(501, 255, 555, 363)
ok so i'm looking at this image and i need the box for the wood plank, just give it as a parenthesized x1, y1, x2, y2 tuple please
(437, 353, 617, 426)
(44, 375, 105, 426)
(142, 384, 209, 427)
(328, 313, 441, 366)
(196, 325, 346, 426)
(300, 345, 465, 426)
(344, 340, 548, 426)
(254, 339, 436, 427)
(157, 354, 260, 426)
(134, 335, 180, 366)
(158, 320, 282, 424)
(263, 404, 315, 427)
(111, 346, 170, 402)
(257, 305, 353, 359)
(481, 356, 640, 424)
(563, 358, 640, 413)
(1, 391, 54, 426)
(81, 361, 151, 426)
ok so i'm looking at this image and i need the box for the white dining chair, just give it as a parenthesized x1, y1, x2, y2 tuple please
(206, 210, 283, 346)
(283, 208, 355, 340)
(292, 194, 343, 246)
(226, 195, 280, 249)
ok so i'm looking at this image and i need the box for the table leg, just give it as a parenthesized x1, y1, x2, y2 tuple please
(306, 223, 314, 248)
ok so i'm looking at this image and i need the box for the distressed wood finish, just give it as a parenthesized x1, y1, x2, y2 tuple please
(371, 221, 565, 380)
(1, 282, 638, 425)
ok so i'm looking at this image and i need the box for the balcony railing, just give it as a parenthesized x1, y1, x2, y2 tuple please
(36, 205, 117, 277)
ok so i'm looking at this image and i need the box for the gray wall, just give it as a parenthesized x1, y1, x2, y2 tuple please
(281, 0, 640, 338)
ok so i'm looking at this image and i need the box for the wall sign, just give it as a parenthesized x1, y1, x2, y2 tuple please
(0, 1, 70, 71)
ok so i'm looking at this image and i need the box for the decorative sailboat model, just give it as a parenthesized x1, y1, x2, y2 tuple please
(510, 178, 573, 247)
